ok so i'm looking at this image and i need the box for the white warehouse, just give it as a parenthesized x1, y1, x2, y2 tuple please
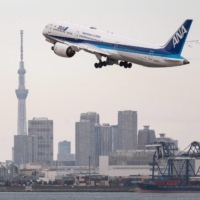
(99, 150, 156, 177)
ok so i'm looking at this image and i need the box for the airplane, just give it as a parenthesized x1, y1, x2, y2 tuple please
(42, 19, 193, 69)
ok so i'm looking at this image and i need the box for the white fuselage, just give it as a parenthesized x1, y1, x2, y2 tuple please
(43, 21, 189, 68)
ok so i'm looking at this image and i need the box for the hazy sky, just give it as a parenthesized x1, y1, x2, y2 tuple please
(0, 0, 200, 161)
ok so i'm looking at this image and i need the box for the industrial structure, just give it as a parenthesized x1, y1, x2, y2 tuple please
(149, 141, 200, 185)
(155, 133, 178, 148)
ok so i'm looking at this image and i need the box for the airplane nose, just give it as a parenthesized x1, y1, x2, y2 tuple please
(42, 27, 48, 36)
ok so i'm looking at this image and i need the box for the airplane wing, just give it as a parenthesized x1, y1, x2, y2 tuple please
(63, 41, 110, 56)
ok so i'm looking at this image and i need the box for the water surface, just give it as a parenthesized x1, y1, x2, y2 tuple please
(0, 192, 198, 200)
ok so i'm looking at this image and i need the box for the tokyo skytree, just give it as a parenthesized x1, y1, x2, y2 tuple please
(15, 30, 28, 135)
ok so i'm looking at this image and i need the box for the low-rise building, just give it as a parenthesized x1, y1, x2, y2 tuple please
(39, 166, 99, 182)
(99, 150, 156, 176)
(20, 169, 35, 177)
(57, 154, 75, 162)
(0, 163, 19, 180)
(20, 162, 50, 170)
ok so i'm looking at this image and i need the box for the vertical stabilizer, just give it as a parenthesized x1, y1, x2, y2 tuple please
(164, 20, 193, 55)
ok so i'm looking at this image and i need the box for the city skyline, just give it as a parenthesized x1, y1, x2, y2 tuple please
(0, 0, 200, 161)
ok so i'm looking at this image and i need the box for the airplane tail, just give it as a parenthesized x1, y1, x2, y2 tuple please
(163, 19, 193, 55)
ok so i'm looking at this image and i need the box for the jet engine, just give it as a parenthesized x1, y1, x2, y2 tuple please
(53, 43, 76, 58)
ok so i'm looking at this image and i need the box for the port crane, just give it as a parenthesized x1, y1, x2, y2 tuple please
(147, 141, 200, 185)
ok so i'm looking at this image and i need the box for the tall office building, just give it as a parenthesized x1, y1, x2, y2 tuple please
(13, 31, 30, 166)
(28, 118, 53, 164)
(118, 110, 138, 150)
(100, 124, 112, 156)
(138, 126, 156, 150)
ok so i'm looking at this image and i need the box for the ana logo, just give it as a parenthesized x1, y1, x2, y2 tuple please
(57, 26, 68, 32)
(173, 25, 187, 48)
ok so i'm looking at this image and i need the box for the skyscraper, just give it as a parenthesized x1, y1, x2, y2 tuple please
(13, 135, 33, 166)
(75, 120, 95, 166)
(94, 124, 114, 166)
(80, 112, 100, 124)
(111, 125, 118, 152)
(15, 30, 28, 135)
(100, 124, 112, 156)
(138, 126, 156, 150)
(75, 112, 99, 166)
(95, 124, 101, 166)
(118, 110, 138, 150)
(28, 118, 53, 164)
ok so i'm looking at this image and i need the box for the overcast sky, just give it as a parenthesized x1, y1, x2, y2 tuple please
(0, 0, 200, 161)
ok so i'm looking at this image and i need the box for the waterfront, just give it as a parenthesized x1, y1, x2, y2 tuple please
(0, 192, 199, 200)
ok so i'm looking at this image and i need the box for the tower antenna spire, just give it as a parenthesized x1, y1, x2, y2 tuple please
(20, 30, 23, 62)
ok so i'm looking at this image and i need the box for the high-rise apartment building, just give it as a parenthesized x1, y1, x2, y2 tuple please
(100, 124, 112, 156)
(94, 124, 116, 166)
(111, 125, 118, 152)
(75, 120, 95, 166)
(13, 135, 33, 166)
(80, 112, 99, 124)
(58, 141, 71, 154)
(138, 126, 156, 150)
(75, 112, 99, 166)
(95, 124, 101, 166)
(28, 118, 53, 164)
(118, 110, 138, 150)
(57, 141, 75, 162)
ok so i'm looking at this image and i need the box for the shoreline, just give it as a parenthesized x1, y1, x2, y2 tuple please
(0, 186, 137, 192)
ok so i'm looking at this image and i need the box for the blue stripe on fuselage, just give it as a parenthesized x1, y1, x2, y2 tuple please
(50, 35, 184, 60)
